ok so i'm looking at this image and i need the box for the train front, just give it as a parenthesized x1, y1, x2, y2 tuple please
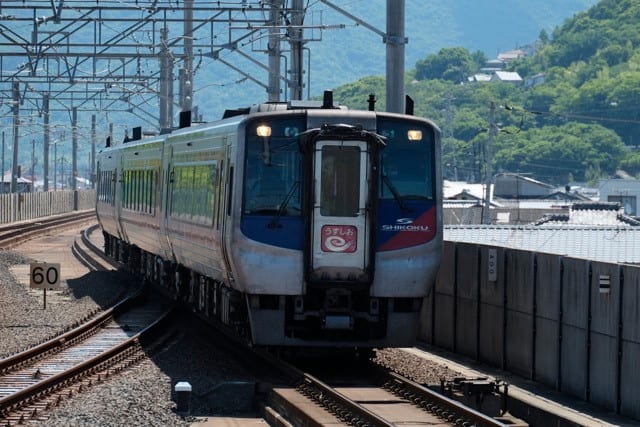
(231, 108, 442, 347)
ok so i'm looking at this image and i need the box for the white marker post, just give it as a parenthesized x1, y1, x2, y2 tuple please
(30, 262, 61, 309)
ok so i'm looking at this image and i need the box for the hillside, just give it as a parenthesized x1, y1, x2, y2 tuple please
(326, 0, 640, 185)
(195, 0, 597, 120)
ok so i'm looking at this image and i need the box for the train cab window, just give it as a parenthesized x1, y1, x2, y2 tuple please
(378, 119, 435, 201)
(244, 117, 303, 216)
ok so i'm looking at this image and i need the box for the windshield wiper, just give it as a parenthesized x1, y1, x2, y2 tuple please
(382, 174, 412, 213)
(269, 181, 301, 228)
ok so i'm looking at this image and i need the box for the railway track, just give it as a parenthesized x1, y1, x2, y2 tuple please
(0, 210, 96, 249)
(71, 223, 120, 272)
(190, 313, 521, 426)
(0, 292, 174, 425)
(0, 216, 177, 425)
(263, 360, 518, 426)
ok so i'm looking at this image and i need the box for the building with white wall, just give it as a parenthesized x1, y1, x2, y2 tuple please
(599, 178, 640, 216)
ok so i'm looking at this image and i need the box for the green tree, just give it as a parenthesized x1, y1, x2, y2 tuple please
(620, 152, 640, 177)
(493, 123, 626, 184)
(415, 47, 477, 83)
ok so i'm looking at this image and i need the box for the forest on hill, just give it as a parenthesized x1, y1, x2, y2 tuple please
(330, 0, 640, 186)
(194, 0, 597, 124)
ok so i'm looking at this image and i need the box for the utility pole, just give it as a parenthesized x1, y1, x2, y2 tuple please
(1, 131, 4, 194)
(482, 102, 497, 225)
(91, 115, 96, 188)
(319, 0, 407, 112)
(289, 0, 305, 101)
(267, 0, 284, 102)
(386, 0, 406, 113)
(43, 93, 50, 191)
(31, 139, 35, 192)
(72, 107, 78, 192)
(159, 28, 174, 133)
(53, 142, 57, 191)
(444, 92, 458, 181)
(180, 0, 194, 113)
(11, 81, 19, 194)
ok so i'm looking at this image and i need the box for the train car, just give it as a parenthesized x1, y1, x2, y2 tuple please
(96, 94, 442, 349)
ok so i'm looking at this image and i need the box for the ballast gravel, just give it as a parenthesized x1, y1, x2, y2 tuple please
(0, 242, 464, 426)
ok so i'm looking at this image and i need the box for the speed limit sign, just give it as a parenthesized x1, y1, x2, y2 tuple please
(30, 263, 61, 290)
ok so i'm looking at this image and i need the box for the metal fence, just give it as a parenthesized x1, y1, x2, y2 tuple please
(421, 241, 640, 420)
(0, 190, 96, 224)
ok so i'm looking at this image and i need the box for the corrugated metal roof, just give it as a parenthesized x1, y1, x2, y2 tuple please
(444, 225, 640, 264)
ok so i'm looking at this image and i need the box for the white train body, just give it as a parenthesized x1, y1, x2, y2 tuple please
(97, 100, 442, 348)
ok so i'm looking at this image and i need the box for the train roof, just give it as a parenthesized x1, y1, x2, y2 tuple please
(222, 98, 346, 119)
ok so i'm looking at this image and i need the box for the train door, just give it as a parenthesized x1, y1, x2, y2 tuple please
(158, 144, 173, 258)
(115, 156, 128, 242)
(220, 139, 235, 285)
(309, 139, 372, 284)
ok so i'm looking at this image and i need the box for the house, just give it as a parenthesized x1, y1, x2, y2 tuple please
(1, 171, 32, 193)
(444, 180, 489, 201)
(493, 173, 554, 198)
(490, 71, 523, 84)
(468, 73, 493, 83)
(533, 202, 639, 227)
(479, 59, 506, 74)
(497, 49, 526, 64)
(524, 72, 546, 88)
(599, 178, 640, 216)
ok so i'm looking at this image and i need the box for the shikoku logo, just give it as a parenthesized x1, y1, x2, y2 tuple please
(381, 217, 431, 232)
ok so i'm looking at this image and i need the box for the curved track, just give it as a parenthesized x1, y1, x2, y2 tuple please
(0, 216, 175, 425)
(0, 210, 96, 249)
(0, 293, 173, 425)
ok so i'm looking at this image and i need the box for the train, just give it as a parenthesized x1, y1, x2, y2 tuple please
(96, 92, 442, 349)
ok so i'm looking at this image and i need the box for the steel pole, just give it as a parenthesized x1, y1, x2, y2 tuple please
(72, 107, 78, 192)
(386, 0, 406, 113)
(43, 93, 50, 191)
(1, 131, 4, 194)
(268, 0, 283, 102)
(289, 0, 304, 100)
(11, 81, 19, 193)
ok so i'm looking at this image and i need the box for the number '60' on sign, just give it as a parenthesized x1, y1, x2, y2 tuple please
(30, 263, 61, 290)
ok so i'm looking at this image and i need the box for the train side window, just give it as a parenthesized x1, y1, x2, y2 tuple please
(135, 170, 141, 212)
(150, 170, 157, 214)
(123, 171, 130, 209)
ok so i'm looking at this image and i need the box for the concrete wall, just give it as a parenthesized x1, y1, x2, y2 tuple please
(422, 241, 640, 420)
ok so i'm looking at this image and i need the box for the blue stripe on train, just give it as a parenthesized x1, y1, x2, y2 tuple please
(241, 215, 304, 249)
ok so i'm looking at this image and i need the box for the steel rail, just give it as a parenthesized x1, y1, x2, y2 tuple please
(0, 210, 96, 248)
(297, 373, 394, 427)
(384, 371, 509, 427)
(0, 284, 143, 376)
(0, 303, 173, 415)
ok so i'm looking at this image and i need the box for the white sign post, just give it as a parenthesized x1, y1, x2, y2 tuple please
(30, 262, 61, 309)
